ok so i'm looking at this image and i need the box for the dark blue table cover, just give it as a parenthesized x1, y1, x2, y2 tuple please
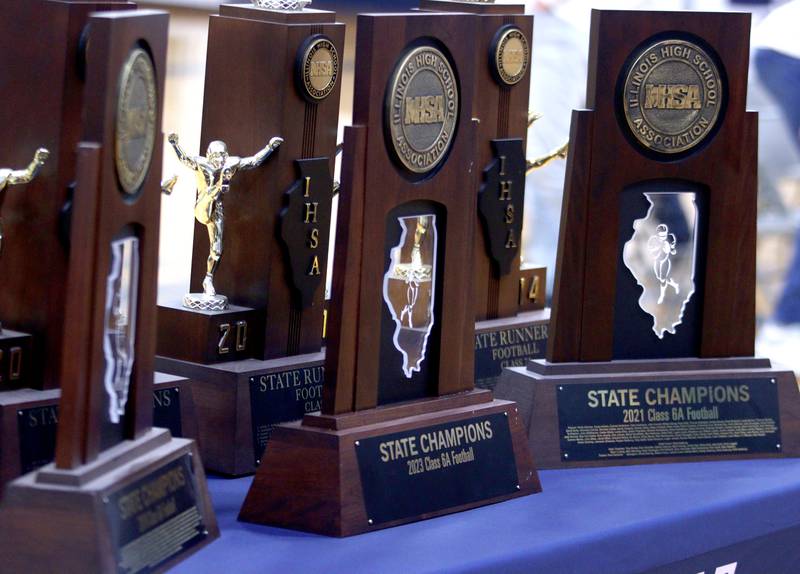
(174, 459, 800, 574)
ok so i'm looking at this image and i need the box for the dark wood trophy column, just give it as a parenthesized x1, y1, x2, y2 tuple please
(239, 11, 540, 537)
(155, 2, 344, 476)
(0, 0, 137, 489)
(496, 10, 800, 468)
(0, 11, 218, 572)
(0, 1, 195, 490)
(420, 0, 553, 390)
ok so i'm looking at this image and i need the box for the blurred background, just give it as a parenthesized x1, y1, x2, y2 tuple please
(142, 0, 800, 371)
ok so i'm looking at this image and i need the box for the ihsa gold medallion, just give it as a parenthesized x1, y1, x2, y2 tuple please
(387, 45, 459, 174)
(623, 39, 722, 155)
(115, 48, 157, 195)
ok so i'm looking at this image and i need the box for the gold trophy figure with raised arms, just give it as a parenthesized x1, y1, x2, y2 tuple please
(165, 133, 282, 310)
(0, 147, 49, 254)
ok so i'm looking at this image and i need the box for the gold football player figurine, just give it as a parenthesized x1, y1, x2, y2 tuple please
(0, 147, 49, 254)
(525, 112, 568, 174)
(526, 142, 569, 174)
(166, 133, 283, 310)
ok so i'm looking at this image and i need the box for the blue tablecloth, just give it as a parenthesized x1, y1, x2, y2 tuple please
(174, 459, 800, 574)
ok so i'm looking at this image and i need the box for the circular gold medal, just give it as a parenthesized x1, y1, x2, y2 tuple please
(492, 26, 529, 86)
(299, 36, 339, 101)
(623, 39, 722, 155)
(115, 48, 157, 195)
(386, 45, 459, 175)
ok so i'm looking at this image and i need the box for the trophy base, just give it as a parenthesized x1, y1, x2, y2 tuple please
(182, 293, 229, 311)
(155, 351, 325, 476)
(0, 428, 219, 573)
(474, 309, 549, 390)
(238, 389, 540, 537)
(157, 301, 263, 364)
(495, 356, 800, 469)
(0, 375, 195, 493)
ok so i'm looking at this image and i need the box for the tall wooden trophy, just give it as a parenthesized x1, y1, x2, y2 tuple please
(155, 0, 343, 476)
(497, 10, 800, 468)
(0, 0, 194, 490)
(419, 0, 565, 390)
(239, 11, 540, 537)
(0, 149, 52, 487)
(0, 11, 219, 571)
(0, 0, 138, 489)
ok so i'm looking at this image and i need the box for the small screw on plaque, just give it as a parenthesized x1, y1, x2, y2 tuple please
(771, 379, 776, 384)
(504, 411, 508, 417)
(777, 443, 782, 450)
(355, 441, 360, 447)
(203, 529, 209, 536)
(175, 388, 180, 393)
(563, 453, 569, 459)
(368, 519, 373, 525)
(102, 496, 110, 504)
(17, 411, 23, 417)
(558, 386, 563, 391)
(515, 484, 520, 490)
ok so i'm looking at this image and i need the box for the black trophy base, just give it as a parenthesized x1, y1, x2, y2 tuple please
(495, 356, 800, 468)
(239, 389, 540, 537)
(0, 428, 219, 573)
(155, 351, 325, 476)
(0, 374, 195, 492)
(157, 301, 263, 364)
(0, 388, 60, 490)
(0, 328, 33, 391)
(475, 309, 549, 390)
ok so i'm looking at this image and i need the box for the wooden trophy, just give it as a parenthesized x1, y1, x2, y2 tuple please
(239, 11, 540, 537)
(0, 11, 219, 572)
(496, 10, 800, 468)
(0, 0, 135, 489)
(0, 0, 196, 490)
(155, 0, 344, 476)
(0, 0, 136, 392)
(419, 0, 562, 391)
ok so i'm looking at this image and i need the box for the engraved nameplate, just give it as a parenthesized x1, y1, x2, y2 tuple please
(249, 363, 324, 465)
(17, 404, 59, 474)
(153, 386, 182, 438)
(557, 378, 781, 462)
(475, 322, 547, 390)
(355, 412, 518, 526)
(104, 454, 208, 574)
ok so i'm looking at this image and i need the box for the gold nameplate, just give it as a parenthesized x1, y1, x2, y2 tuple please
(115, 48, 157, 195)
(622, 39, 722, 155)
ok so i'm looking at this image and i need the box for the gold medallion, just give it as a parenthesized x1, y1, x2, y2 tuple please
(493, 26, 529, 86)
(622, 39, 722, 154)
(115, 48, 157, 195)
(299, 36, 339, 101)
(386, 45, 459, 175)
